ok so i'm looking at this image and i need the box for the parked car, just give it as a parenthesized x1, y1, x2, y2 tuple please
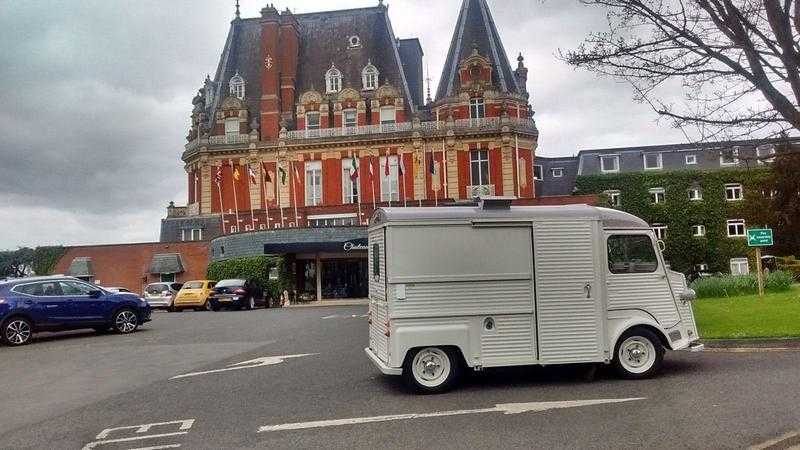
(0, 276, 151, 346)
(173, 280, 217, 311)
(208, 279, 267, 311)
(143, 282, 183, 311)
(102, 286, 131, 293)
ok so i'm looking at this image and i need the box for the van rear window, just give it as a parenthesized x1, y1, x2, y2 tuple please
(608, 235, 658, 274)
(372, 244, 380, 278)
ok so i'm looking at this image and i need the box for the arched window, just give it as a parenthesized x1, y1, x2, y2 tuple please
(229, 71, 245, 100)
(362, 62, 379, 91)
(325, 64, 342, 94)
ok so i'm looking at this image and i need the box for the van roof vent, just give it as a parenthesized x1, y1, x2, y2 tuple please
(479, 196, 515, 210)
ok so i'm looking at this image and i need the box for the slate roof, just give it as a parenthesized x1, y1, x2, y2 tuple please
(535, 156, 579, 197)
(66, 257, 94, 277)
(210, 227, 368, 262)
(206, 5, 420, 128)
(148, 254, 185, 275)
(436, 0, 521, 100)
(160, 215, 223, 243)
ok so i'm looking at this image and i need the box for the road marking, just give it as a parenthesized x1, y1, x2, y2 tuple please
(322, 314, 368, 320)
(130, 445, 182, 450)
(257, 398, 645, 433)
(170, 354, 318, 380)
(750, 430, 800, 449)
(95, 420, 195, 439)
(84, 419, 195, 449)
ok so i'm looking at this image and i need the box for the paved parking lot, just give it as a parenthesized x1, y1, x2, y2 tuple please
(1, 306, 800, 449)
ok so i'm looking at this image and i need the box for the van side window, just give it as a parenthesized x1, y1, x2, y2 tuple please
(608, 235, 658, 274)
(372, 244, 380, 277)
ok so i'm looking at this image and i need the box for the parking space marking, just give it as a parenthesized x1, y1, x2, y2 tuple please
(170, 354, 318, 380)
(322, 314, 368, 320)
(83, 419, 195, 450)
(257, 398, 645, 433)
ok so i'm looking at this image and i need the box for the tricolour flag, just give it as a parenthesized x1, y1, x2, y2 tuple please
(368, 157, 374, 178)
(398, 155, 405, 176)
(349, 157, 359, 181)
(248, 165, 257, 185)
(384, 153, 391, 176)
(214, 167, 223, 186)
(263, 163, 272, 183)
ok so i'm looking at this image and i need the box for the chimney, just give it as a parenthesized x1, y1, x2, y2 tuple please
(259, 4, 281, 139)
(278, 9, 300, 127)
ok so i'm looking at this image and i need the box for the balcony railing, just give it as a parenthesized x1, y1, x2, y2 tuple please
(467, 184, 496, 198)
(210, 134, 250, 145)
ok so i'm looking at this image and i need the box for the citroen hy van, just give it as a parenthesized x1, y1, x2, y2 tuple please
(365, 199, 702, 393)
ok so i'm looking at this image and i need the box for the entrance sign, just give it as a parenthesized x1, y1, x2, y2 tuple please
(343, 241, 368, 252)
(747, 229, 773, 247)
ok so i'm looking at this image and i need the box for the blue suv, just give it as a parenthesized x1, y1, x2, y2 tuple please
(0, 276, 151, 346)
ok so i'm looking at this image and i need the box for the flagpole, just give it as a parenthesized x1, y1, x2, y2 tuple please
(402, 153, 408, 208)
(278, 161, 286, 228)
(261, 162, 270, 229)
(248, 164, 256, 230)
(216, 170, 227, 235)
(229, 160, 241, 232)
(515, 134, 521, 198)
(371, 156, 377, 212)
(292, 160, 300, 227)
(193, 172, 198, 206)
(386, 151, 392, 208)
(355, 153, 363, 224)
(442, 138, 448, 199)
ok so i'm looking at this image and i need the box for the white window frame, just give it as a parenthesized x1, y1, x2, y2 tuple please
(325, 66, 342, 94)
(649, 187, 665, 204)
(692, 225, 706, 237)
(727, 219, 746, 238)
(469, 98, 486, 119)
(343, 109, 357, 128)
(379, 106, 396, 125)
(342, 158, 359, 204)
(380, 155, 400, 202)
(685, 154, 697, 165)
(470, 150, 490, 186)
(305, 161, 322, 207)
(307, 213, 358, 228)
(720, 147, 739, 166)
(551, 167, 564, 178)
(362, 63, 378, 90)
(652, 224, 668, 240)
(725, 183, 743, 201)
(730, 258, 750, 275)
(688, 187, 703, 201)
(306, 112, 321, 130)
(757, 144, 776, 164)
(604, 190, 621, 207)
(229, 72, 245, 100)
(643, 152, 663, 170)
(182, 229, 203, 242)
(224, 118, 239, 143)
(600, 155, 620, 173)
(533, 165, 543, 181)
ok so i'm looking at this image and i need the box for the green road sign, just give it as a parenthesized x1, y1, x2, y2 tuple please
(747, 229, 774, 247)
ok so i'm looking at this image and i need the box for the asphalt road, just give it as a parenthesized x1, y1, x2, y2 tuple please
(1, 306, 799, 449)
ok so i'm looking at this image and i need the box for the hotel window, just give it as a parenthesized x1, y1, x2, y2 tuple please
(730, 258, 750, 275)
(692, 225, 706, 237)
(470, 150, 490, 186)
(229, 72, 245, 99)
(725, 183, 743, 201)
(224, 118, 240, 143)
(380, 106, 396, 125)
(720, 147, 739, 166)
(533, 165, 543, 181)
(181, 228, 202, 242)
(160, 273, 176, 283)
(325, 65, 342, 94)
(469, 98, 485, 119)
(343, 109, 357, 128)
(306, 112, 320, 130)
(604, 190, 621, 207)
(643, 153, 663, 170)
(685, 154, 697, 165)
(362, 63, 379, 90)
(305, 161, 322, 206)
(649, 187, 665, 204)
(308, 213, 357, 228)
(688, 186, 703, 201)
(727, 219, 746, 238)
(380, 155, 399, 202)
(600, 155, 620, 173)
(342, 159, 359, 204)
(652, 224, 667, 240)
(757, 144, 776, 164)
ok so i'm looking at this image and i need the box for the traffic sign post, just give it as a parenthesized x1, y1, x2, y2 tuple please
(748, 229, 774, 298)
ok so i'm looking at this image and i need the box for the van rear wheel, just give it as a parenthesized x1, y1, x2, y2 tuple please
(403, 347, 461, 394)
(613, 328, 664, 379)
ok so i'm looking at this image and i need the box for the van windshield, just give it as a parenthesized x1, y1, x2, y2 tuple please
(608, 235, 658, 274)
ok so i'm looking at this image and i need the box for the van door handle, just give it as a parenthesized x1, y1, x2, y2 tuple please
(584, 282, 592, 299)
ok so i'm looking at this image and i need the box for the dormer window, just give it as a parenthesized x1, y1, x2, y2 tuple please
(326, 64, 342, 94)
(229, 72, 245, 100)
(362, 63, 379, 91)
(348, 35, 362, 48)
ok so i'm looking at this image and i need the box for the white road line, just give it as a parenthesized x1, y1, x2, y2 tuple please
(170, 354, 318, 380)
(257, 398, 645, 433)
(82, 432, 188, 450)
(95, 419, 195, 439)
(130, 445, 182, 450)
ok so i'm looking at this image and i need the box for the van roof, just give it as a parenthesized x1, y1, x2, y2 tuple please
(371, 204, 649, 229)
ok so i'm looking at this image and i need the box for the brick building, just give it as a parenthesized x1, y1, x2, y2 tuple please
(162, 0, 594, 301)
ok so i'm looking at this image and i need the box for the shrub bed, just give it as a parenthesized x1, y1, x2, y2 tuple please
(690, 271, 794, 298)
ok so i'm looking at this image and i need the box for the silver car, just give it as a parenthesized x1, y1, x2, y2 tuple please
(143, 282, 183, 311)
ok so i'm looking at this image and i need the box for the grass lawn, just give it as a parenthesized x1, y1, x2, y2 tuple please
(694, 285, 800, 339)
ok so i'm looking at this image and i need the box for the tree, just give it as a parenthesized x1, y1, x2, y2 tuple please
(563, 0, 800, 140)
(0, 248, 34, 278)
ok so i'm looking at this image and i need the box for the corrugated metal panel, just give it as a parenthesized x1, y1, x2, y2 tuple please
(669, 271, 699, 338)
(368, 228, 386, 303)
(481, 315, 535, 366)
(393, 280, 533, 318)
(534, 221, 603, 363)
(368, 229, 389, 362)
(369, 301, 390, 362)
(607, 275, 681, 328)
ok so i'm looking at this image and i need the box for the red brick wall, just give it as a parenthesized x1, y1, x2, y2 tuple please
(53, 242, 210, 295)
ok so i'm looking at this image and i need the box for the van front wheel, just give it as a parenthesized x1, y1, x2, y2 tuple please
(613, 328, 664, 379)
(403, 347, 461, 394)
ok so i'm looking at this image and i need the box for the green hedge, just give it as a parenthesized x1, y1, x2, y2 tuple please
(206, 256, 291, 302)
(690, 271, 794, 298)
(777, 256, 800, 281)
(575, 168, 769, 273)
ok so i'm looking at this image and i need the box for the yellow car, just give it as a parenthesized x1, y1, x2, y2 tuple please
(173, 280, 216, 311)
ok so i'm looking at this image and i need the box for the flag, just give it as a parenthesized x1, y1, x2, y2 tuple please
(293, 163, 300, 182)
(233, 166, 241, 182)
(278, 167, 287, 185)
(263, 163, 272, 183)
(384, 153, 391, 176)
(194, 173, 199, 182)
(428, 152, 435, 174)
(248, 165, 257, 185)
(368, 157, 374, 178)
(398, 155, 405, 176)
(349, 157, 359, 181)
(214, 167, 222, 186)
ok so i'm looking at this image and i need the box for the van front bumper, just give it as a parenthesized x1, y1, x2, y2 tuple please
(364, 347, 402, 376)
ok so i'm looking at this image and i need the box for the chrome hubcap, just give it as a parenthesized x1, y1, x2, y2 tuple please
(5, 320, 31, 344)
(115, 311, 137, 333)
(249, 297, 254, 309)
(619, 337, 656, 373)
(412, 348, 450, 387)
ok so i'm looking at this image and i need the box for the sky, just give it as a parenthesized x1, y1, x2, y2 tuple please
(0, 0, 692, 250)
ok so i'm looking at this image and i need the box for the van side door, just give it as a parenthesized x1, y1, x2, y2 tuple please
(605, 232, 681, 329)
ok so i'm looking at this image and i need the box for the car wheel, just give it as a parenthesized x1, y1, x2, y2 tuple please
(402, 347, 461, 394)
(613, 328, 665, 379)
(112, 309, 139, 334)
(1, 317, 33, 346)
(204, 301, 212, 312)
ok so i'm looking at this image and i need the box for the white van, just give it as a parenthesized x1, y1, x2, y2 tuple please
(365, 199, 702, 393)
